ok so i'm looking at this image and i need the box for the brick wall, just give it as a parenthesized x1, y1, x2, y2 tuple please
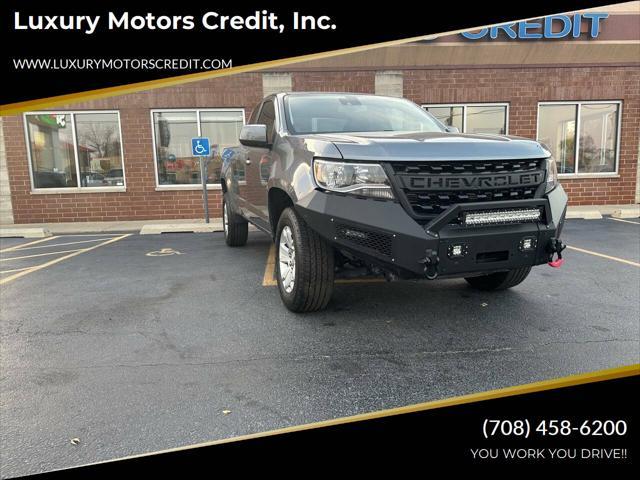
(404, 66, 640, 206)
(292, 71, 376, 93)
(3, 74, 263, 223)
(3, 65, 638, 223)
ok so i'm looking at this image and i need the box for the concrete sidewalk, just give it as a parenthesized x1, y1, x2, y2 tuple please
(1, 204, 638, 237)
(565, 204, 640, 220)
(0, 218, 223, 237)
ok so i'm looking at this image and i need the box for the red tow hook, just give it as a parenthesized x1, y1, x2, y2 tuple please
(548, 257, 564, 268)
(547, 237, 566, 268)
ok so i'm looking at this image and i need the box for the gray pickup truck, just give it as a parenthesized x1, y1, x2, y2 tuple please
(221, 93, 567, 312)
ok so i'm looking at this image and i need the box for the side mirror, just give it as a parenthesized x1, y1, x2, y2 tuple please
(240, 124, 269, 148)
(445, 126, 460, 133)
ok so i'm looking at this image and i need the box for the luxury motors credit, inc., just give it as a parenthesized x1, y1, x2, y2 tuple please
(13, 11, 336, 35)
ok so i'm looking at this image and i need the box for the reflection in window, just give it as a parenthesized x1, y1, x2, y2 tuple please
(153, 110, 245, 186)
(425, 106, 463, 132)
(200, 111, 244, 184)
(26, 114, 77, 188)
(538, 102, 620, 175)
(466, 106, 507, 134)
(578, 104, 619, 174)
(75, 113, 124, 187)
(153, 112, 199, 185)
(537, 105, 577, 174)
(26, 112, 124, 189)
(423, 104, 507, 135)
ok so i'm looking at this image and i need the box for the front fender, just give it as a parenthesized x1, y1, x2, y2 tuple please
(268, 134, 343, 204)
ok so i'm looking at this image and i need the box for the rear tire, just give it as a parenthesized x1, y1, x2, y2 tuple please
(464, 266, 531, 291)
(275, 207, 334, 312)
(223, 195, 248, 247)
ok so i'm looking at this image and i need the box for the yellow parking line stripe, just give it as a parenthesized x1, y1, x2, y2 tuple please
(11, 237, 110, 251)
(0, 236, 58, 253)
(0, 248, 82, 262)
(0, 234, 131, 286)
(0, 267, 33, 274)
(566, 245, 640, 268)
(609, 217, 640, 225)
(262, 244, 277, 286)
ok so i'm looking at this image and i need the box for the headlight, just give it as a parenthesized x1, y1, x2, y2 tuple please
(545, 157, 559, 193)
(313, 159, 395, 200)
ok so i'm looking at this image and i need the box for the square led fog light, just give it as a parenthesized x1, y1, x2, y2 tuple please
(519, 237, 537, 252)
(447, 243, 468, 259)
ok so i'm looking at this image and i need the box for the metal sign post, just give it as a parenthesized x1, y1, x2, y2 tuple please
(199, 156, 210, 223)
(191, 137, 211, 224)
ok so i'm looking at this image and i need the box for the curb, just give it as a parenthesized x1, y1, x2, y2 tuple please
(0, 227, 52, 238)
(140, 222, 224, 235)
(565, 210, 603, 220)
(611, 207, 640, 219)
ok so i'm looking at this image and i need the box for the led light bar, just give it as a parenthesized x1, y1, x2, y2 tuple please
(463, 208, 542, 227)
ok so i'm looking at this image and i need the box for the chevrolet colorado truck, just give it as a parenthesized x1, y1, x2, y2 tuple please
(220, 93, 567, 312)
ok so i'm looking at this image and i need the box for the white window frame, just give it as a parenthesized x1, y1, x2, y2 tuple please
(23, 110, 126, 193)
(422, 103, 510, 134)
(150, 108, 246, 191)
(537, 101, 622, 178)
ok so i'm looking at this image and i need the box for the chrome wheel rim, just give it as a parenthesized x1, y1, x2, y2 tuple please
(223, 203, 229, 236)
(279, 226, 296, 293)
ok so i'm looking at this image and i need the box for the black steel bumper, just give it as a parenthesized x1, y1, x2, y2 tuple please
(295, 185, 568, 279)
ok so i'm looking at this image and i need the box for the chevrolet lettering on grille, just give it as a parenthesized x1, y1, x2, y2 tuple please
(400, 172, 544, 191)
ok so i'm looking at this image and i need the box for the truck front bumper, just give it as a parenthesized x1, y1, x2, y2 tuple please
(295, 185, 568, 279)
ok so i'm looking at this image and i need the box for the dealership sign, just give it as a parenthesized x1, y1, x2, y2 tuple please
(462, 13, 609, 40)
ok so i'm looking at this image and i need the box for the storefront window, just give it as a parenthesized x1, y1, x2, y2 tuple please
(25, 112, 124, 189)
(424, 104, 507, 135)
(537, 104, 577, 174)
(200, 111, 244, 183)
(538, 102, 620, 175)
(152, 109, 245, 186)
(578, 103, 619, 174)
(425, 106, 463, 132)
(466, 105, 507, 134)
(153, 111, 199, 185)
(75, 113, 124, 187)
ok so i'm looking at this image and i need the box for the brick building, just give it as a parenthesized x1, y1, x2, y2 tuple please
(1, 4, 638, 224)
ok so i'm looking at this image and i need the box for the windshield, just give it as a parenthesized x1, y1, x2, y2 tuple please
(284, 94, 444, 134)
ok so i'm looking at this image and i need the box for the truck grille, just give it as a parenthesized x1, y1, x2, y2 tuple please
(389, 159, 545, 218)
(390, 159, 542, 175)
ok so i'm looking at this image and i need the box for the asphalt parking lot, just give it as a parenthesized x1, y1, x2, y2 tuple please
(1, 217, 639, 477)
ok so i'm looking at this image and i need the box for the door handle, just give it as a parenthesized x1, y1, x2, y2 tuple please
(245, 160, 252, 165)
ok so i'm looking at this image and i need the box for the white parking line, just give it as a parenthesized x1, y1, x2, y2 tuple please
(9, 238, 111, 251)
(609, 217, 640, 225)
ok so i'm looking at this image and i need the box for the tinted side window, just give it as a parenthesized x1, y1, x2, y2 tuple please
(257, 100, 276, 142)
(249, 102, 262, 124)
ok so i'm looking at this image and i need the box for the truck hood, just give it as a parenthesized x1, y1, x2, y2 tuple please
(298, 131, 550, 161)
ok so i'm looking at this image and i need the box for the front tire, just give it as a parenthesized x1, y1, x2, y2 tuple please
(275, 207, 334, 312)
(464, 266, 532, 291)
(222, 195, 248, 247)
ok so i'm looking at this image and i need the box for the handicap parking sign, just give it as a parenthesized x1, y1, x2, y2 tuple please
(191, 137, 211, 157)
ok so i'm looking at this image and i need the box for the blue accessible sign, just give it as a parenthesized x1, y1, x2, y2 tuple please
(191, 137, 211, 156)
